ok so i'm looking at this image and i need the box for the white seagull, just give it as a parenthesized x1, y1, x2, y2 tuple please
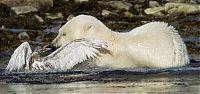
(6, 38, 108, 72)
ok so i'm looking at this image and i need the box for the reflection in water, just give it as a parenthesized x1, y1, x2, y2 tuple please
(0, 74, 199, 94)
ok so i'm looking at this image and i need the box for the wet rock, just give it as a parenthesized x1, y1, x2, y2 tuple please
(34, 14, 44, 23)
(134, 4, 143, 9)
(166, 0, 197, 3)
(166, 0, 188, 3)
(35, 31, 45, 42)
(46, 13, 64, 20)
(1, 26, 5, 29)
(123, 11, 133, 18)
(0, 0, 53, 11)
(75, 0, 89, 3)
(144, 7, 165, 16)
(105, 1, 133, 10)
(67, 14, 74, 21)
(18, 32, 30, 40)
(165, 3, 200, 15)
(149, 12, 165, 16)
(149, 1, 161, 8)
(11, 6, 38, 15)
(197, 0, 200, 3)
(133, 4, 143, 14)
(145, 3, 200, 16)
(0, 4, 10, 17)
(101, 10, 117, 17)
(2, 15, 43, 30)
(190, 0, 198, 4)
(0, 30, 20, 51)
(130, 0, 146, 3)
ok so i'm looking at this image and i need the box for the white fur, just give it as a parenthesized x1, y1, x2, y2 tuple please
(52, 15, 189, 68)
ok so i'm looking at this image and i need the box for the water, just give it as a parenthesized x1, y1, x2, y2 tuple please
(0, 67, 199, 94)
(0, 76, 199, 94)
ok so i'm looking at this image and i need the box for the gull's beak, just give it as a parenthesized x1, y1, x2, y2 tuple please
(37, 43, 57, 57)
(43, 43, 57, 52)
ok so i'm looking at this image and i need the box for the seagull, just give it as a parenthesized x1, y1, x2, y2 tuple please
(6, 38, 108, 72)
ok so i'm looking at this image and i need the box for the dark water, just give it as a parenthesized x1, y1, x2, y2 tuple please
(0, 66, 199, 93)
(0, 75, 199, 94)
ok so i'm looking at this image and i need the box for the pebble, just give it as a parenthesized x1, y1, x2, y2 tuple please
(46, 13, 64, 20)
(101, 10, 117, 17)
(34, 14, 44, 23)
(106, 1, 133, 10)
(11, 6, 38, 15)
(18, 32, 30, 40)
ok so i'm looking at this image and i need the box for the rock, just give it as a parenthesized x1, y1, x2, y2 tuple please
(35, 31, 44, 42)
(149, 1, 161, 8)
(190, 0, 197, 4)
(145, 3, 200, 16)
(134, 4, 143, 9)
(166, 0, 198, 3)
(166, 0, 187, 3)
(75, 0, 89, 3)
(133, 4, 143, 13)
(152, 12, 165, 16)
(106, 1, 133, 10)
(0, 0, 53, 11)
(165, 3, 200, 15)
(101, 10, 117, 17)
(133, 0, 146, 3)
(34, 14, 44, 23)
(197, 0, 200, 3)
(0, 4, 10, 17)
(144, 7, 165, 16)
(11, 6, 38, 15)
(123, 11, 133, 17)
(1, 25, 5, 29)
(46, 13, 64, 20)
(67, 14, 74, 21)
(18, 32, 30, 40)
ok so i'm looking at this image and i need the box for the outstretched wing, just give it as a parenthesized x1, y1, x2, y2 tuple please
(6, 42, 32, 72)
(32, 38, 108, 71)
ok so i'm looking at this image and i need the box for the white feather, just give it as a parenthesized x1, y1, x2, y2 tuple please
(39, 38, 107, 71)
(6, 42, 32, 72)
(6, 38, 107, 71)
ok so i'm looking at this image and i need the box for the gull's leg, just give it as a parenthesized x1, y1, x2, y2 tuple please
(6, 42, 32, 72)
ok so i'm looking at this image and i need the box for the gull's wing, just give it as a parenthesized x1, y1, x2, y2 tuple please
(32, 38, 108, 71)
(6, 42, 32, 72)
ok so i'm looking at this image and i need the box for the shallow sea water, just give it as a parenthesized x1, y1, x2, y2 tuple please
(0, 66, 199, 94)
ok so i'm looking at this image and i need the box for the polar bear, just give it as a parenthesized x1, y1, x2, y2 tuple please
(51, 15, 189, 69)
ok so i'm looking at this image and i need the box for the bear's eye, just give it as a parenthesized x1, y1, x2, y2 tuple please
(62, 33, 66, 36)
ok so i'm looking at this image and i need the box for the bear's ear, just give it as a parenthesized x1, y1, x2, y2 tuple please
(84, 23, 95, 32)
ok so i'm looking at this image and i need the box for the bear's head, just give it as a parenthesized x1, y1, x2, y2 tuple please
(52, 15, 110, 47)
